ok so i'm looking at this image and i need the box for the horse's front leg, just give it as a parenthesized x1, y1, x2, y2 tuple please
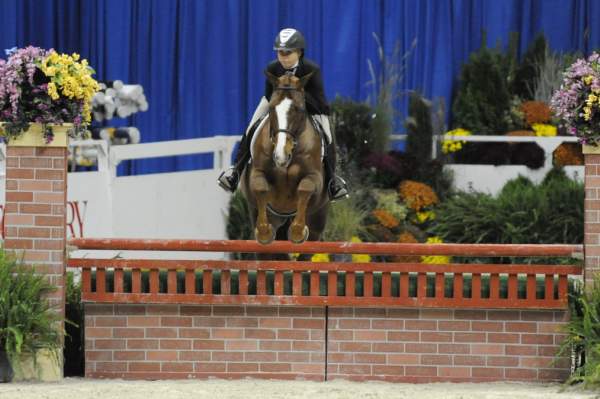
(250, 171, 274, 245)
(289, 174, 321, 244)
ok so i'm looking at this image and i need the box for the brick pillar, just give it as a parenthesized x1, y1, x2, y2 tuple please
(584, 146, 600, 286)
(4, 144, 67, 311)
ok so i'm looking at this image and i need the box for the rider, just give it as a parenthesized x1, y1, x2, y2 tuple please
(217, 28, 349, 201)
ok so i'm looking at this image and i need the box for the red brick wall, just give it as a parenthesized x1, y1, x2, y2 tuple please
(327, 308, 569, 382)
(585, 153, 600, 286)
(4, 146, 67, 311)
(85, 304, 325, 380)
(84, 305, 569, 382)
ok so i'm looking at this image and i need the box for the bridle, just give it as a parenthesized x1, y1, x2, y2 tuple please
(269, 85, 306, 147)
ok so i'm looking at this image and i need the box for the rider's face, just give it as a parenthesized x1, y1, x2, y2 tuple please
(277, 49, 300, 69)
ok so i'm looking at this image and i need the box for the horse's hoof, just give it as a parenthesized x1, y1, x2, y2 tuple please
(289, 225, 309, 244)
(255, 226, 275, 245)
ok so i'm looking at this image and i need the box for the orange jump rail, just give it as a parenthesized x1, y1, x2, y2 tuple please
(67, 239, 583, 310)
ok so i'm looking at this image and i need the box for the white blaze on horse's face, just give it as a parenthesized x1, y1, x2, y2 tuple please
(273, 97, 293, 168)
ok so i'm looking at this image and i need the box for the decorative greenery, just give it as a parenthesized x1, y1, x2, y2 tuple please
(225, 191, 254, 259)
(451, 44, 512, 135)
(322, 196, 370, 242)
(331, 97, 389, 162)
(429, 168, 583, 245)
(511, 34, 547, 100)
(0, 250, 62, 372)
(405, 91, 433, 162)
(534, 49, 578, 104)
(558, 276, 600, 387)
(64, 271, 83, 376)
(0, 46, 99, 142)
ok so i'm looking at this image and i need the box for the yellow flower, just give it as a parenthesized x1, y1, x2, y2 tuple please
(350, 236, 371, 263)
(421, 236, 450, 264)
(47, 82, 59, 100)
(442, 128, 470, 154)
(311, 253, 329, 262)
(425, 236, 443, 244)
(39, 50, 100, 126)
(531, 123, 557, 137)
(584, 75, 594, 85)
(416, 210, 435, 223)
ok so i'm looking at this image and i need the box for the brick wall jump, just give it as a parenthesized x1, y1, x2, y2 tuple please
(85, 304, 569, 382)
(85, 304, 325, 380)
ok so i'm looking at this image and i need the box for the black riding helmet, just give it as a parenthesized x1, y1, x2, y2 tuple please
(273, 28, 306, 56)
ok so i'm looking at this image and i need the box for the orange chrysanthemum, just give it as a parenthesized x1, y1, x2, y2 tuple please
(393, 231, 420, 263)
(372, 209, 399, 229)
(553, 143, 584, 166)
(520, 101, 552, 125)
(398, 180, 439, 211)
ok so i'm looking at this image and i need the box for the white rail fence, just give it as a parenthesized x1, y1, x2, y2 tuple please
(0, 134, 583, 243)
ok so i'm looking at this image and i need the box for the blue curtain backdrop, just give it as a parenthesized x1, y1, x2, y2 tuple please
(0, 0, 599, 174)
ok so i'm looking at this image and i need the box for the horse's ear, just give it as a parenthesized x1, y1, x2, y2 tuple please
(299, 72, 314, 88)
(264, 70, 279, 86)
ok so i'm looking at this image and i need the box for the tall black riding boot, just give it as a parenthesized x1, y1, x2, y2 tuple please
(217, 128, 253, 192)
(323, 143, 349, 201)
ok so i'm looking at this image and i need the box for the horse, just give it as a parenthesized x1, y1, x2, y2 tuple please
(240, 71, 329, 247)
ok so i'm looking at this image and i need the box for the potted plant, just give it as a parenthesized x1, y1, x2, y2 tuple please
(0, 250, 63, 382)
(0, 46, 99, 145)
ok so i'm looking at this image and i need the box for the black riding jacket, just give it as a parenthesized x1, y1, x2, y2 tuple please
(264, 58, 331, 115)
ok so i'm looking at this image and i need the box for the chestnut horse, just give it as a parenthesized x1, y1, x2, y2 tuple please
(240, 72, 329, 245)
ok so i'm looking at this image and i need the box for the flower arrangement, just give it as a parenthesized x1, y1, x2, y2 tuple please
(441, 128, 470, 154)
(0, 46, 99, 143)
(551, 52, 600, 144)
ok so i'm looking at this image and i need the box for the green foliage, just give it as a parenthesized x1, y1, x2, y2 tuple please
(533, 49, 570, 104)
(331, 97, 389, 162)
(451, 44, 512, 134)
(430, 168, 583, 245)
(403, 92, 453, 199)
(405, 92, 433, 162)
(226, 190, 253, 241)
(65, 271, 81, 307)
(512, 34, 547, 100)
(225, 191, 254, 259)
(559, 276, 600, 387)
(322, 196, 370, 242)
(0, 250, 62, 363)
(374, 190, 408, 221)
(64, 271, 83, 376)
